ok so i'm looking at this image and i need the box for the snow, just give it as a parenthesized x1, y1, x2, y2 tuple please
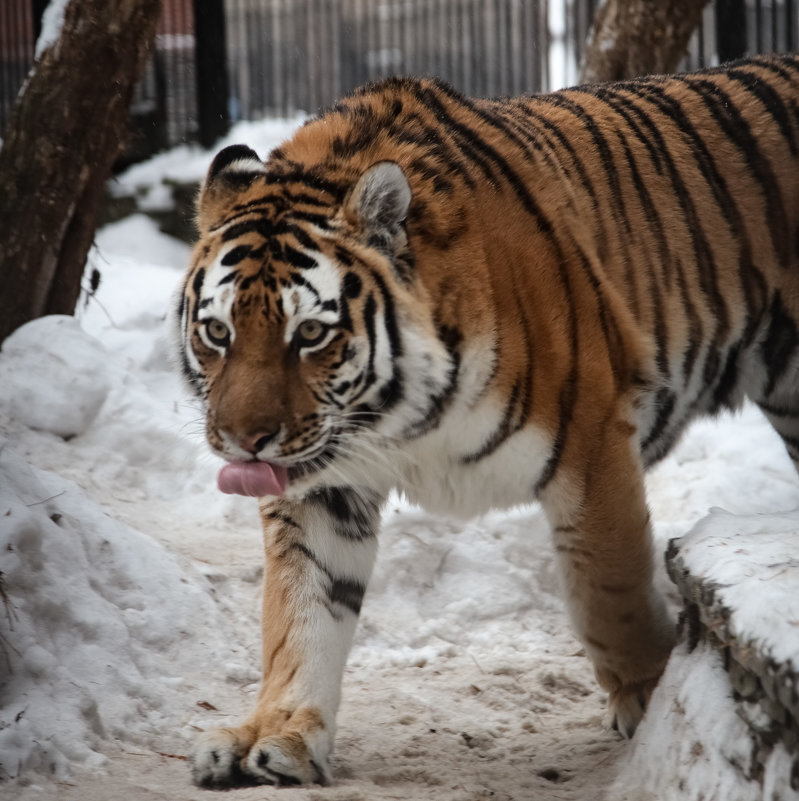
(1, 120, 799, 800)
(611, 640, 796, 801)
(34, 0, 69, 59)
(108, 117, 307, 213)
(674, 510, 799, 668)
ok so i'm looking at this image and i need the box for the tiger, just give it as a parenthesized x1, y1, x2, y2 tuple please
(175, 54, 799, 787)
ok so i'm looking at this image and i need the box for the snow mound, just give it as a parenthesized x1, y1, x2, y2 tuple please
(0, 446, 222, 780)
(0, 317, 111, 439)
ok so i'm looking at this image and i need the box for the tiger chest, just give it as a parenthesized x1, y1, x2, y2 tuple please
(397, 411, 554, 518)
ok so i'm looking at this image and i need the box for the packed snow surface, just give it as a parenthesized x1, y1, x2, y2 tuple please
(675, 510, 799, 667)
(1, 118, 798, 800)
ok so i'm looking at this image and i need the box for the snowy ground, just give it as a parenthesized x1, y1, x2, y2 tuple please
(1, 120, 798, 801)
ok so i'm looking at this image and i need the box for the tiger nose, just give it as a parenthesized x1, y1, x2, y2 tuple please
(239, 428, 280, 455)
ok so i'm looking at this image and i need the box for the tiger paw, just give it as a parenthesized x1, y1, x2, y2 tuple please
(191, 727, 253, 789)
(191, 715, 331, 788)
(244, 735, 330, 786)
(604, 676, 660, 739)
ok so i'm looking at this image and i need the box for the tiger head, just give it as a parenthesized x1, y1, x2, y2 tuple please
(175, 143, 454, 497)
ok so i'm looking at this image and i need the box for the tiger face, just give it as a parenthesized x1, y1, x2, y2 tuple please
(176, 145, 452, 497)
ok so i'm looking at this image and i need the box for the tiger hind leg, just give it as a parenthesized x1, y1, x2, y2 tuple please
(541, 418, 676, 737)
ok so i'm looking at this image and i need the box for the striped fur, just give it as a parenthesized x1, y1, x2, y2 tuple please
(178, 55, 799, 787)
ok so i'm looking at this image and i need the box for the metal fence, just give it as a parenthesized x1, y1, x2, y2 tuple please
(225, 0, 550, 123)
(0, 0, 34, 134)
(0, 0, 797, 159)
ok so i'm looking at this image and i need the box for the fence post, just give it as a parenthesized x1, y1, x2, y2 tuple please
(715, 0, 747, 62)
(193, 0, 230, 148)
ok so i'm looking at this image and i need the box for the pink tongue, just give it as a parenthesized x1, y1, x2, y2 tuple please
(217, 462, 289, 497)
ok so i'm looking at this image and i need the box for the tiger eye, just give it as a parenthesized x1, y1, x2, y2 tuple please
(295, 319, 328, 347)
(205, 319, 230, 346)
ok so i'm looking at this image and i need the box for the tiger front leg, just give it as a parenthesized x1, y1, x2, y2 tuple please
(191, 487, 381, 788)
(540, 424, 676, 738)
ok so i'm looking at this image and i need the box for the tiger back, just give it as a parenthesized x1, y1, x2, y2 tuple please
(176, 55, 799, 788)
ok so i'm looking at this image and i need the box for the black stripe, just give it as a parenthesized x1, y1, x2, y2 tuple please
(221, 244, 253, 266)
(285, 223, 321, 252)
(516, 103, 607, 258)
(462, 379, 523, 465)
(617, 84, 730, 348)
(678, 76, 791, 268)
(287, 210, 333, 228)
(282, 190, 338, 208)
(674, 257, 704, 382)
(404, 325, 462, 439)
(541, 92, 632, 239)
(751, 55, 799, 84)
(329, 577, 366, 615)
(190, 267, 205, 322)
(354, 269, 405, 413)
(335, 246, 355, 267)
(230, 194, 283, 215)
(590, 85, 666, 175)
(179, 348, 204, 397)
(268, 169, 348, 201)
(572, 244, 630, 390)
(640, 82, 770, 335)
(710, 344, 741, 413)
(286, 542, 366, 615)
(175, 281, 186, 324)
(760, 291, 799, 397)
(640, 387, 676, 455)
(725, 67, 798, 156)
(361, 293, 377, 389)
(390, 115, 476, 190)
(289, 272, 322, 304)
(758, 398, 799, 417)
(417, 85, 555, 234)
(534, 371, 578, 494)
(284, 244, 318, 270)
(222, 217, 276, 243)
(370, 269, 403, 360)
(418, 87, 497, 185)
(263, 511, 303, 530)
(309, 487, 381, 541)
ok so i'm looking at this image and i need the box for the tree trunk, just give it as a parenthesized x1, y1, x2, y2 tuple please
(0, 0, 161, 345)
(580, 0, 712, 83)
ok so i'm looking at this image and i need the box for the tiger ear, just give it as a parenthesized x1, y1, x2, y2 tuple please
(345, 162, 411, 243)
(196, 144, 266, 234)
